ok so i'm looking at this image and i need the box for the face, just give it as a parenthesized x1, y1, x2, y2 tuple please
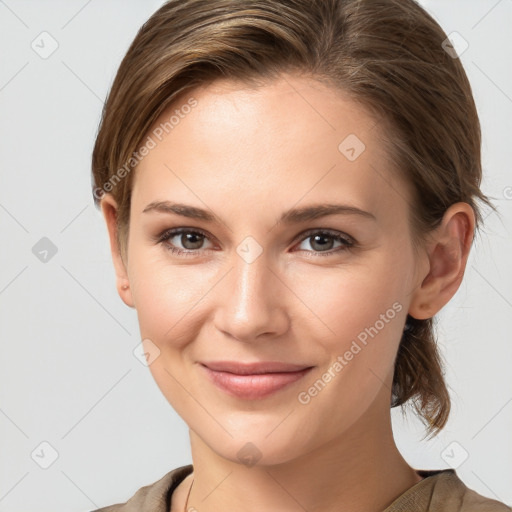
(109, 74, 425, 465)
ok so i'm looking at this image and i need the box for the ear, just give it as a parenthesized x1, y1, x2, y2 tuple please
(408, 202, 475, 320)
(100, 194, 135, 308)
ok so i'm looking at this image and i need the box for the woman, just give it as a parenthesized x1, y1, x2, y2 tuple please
(90, 0, 510, 510)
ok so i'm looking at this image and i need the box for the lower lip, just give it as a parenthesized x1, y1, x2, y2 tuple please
(201, 365, 313, 400)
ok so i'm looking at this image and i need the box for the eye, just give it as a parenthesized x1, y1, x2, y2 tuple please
(156, 228, 214, 256)
(293, 229, 355, 256)
(154, 227, 355, 257)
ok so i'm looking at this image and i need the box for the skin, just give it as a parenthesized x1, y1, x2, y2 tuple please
(100, 74, 475, 512)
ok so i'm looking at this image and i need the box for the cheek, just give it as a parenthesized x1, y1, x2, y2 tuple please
(128, 248, 217, 346)
(291, 258, 406, 340)
(293, 265, 406, 421)
(129, 255, 211, 410)
(289, 257, 408, 401)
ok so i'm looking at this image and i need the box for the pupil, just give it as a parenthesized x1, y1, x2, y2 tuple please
(183, 233, 203, 249)
(312, 234, 333, 251)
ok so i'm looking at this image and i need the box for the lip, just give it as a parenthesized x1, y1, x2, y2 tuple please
(200, 361, 314, 400)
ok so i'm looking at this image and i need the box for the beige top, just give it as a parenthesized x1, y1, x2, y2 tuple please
(91, 464, 511, 512)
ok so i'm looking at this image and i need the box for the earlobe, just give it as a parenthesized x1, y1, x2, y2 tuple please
(100, 194, 135, 308)
(408, 202, 475, 320)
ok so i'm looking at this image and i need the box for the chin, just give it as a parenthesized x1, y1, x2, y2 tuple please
(197, 422, 313, 468)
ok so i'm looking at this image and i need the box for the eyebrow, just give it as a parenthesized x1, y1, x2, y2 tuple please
(142, 200, 376, 225)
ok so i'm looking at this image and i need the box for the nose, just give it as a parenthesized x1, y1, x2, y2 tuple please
(213, 248, 290, 343)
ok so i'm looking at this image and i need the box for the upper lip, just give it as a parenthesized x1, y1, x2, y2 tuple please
(201, 361, 313, 375)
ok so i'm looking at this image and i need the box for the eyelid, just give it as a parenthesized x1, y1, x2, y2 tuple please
(154, 227, 217, 252)
(155, 227, 212, 244)
(292, 227, 355, 246)
(154, 226, 356, 255)
(155, 226, 355, 244)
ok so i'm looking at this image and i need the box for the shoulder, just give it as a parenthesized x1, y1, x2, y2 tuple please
(436, 470, 511, 512)
(387, 469, 511, 512)
(89, 464, 193, 512)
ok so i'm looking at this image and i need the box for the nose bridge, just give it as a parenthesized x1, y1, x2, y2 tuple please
(233, 248, 271, 310)
(214, 240, 287, 341)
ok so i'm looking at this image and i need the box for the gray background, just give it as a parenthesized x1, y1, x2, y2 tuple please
(0, 0, 511, 510)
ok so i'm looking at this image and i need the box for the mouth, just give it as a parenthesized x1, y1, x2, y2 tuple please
(199, 361, 314, 400)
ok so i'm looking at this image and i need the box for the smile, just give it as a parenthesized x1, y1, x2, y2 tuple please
(200, 363, 314, 400)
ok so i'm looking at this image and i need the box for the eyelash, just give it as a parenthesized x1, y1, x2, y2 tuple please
(154, 227, 356, 258)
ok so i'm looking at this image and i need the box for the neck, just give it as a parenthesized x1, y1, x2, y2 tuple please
(183, 387, 422, 512)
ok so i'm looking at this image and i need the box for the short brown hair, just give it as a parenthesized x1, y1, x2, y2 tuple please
(91, 0, 497, 439)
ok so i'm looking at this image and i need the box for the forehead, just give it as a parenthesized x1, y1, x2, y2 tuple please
(132, 74, 410, 226)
